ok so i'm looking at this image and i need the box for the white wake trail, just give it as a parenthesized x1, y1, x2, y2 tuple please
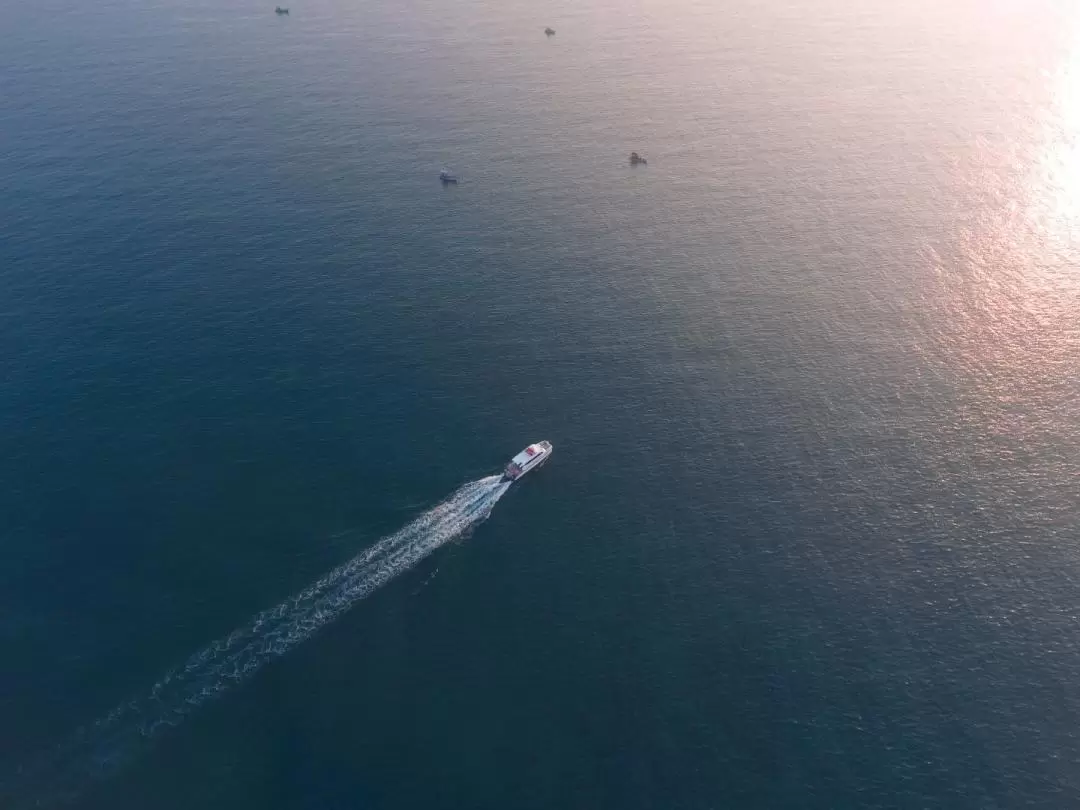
(5, 475, 510, 809)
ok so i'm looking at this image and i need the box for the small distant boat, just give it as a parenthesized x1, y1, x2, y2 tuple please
(275, 6, 289, 14)
(544, 27, 556, 36)
(629, 151, 647, 165)
(439, 169, 458, 184)
(503, 441, 553, 481)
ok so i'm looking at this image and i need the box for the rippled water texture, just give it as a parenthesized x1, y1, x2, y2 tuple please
(2, 0, 1079, 808)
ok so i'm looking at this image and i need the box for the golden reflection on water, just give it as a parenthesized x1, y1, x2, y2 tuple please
(1010, 34, 1080, 386)
(924, 19, 1080, 477)
(1038, 34, 1080, 272)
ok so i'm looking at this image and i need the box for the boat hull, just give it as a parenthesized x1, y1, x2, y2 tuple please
(503, 441, 553, 481)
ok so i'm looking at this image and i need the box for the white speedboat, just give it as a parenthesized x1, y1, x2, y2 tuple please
(439, 169, 458, 183)
(503, 441, 553, 481)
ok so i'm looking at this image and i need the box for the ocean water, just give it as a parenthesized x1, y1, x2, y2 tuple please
(2, 0, 1080, 807)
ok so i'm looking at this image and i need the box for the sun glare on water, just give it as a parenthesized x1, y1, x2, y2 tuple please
(919, 7, 1080, 471)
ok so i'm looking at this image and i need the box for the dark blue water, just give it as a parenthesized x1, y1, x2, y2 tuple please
(3, 0, 1080, 807)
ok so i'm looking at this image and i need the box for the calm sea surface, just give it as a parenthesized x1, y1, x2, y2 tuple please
(3, 0, 1080, 807)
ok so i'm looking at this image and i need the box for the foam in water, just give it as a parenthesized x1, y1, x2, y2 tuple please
(5, 475, 510, 809)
